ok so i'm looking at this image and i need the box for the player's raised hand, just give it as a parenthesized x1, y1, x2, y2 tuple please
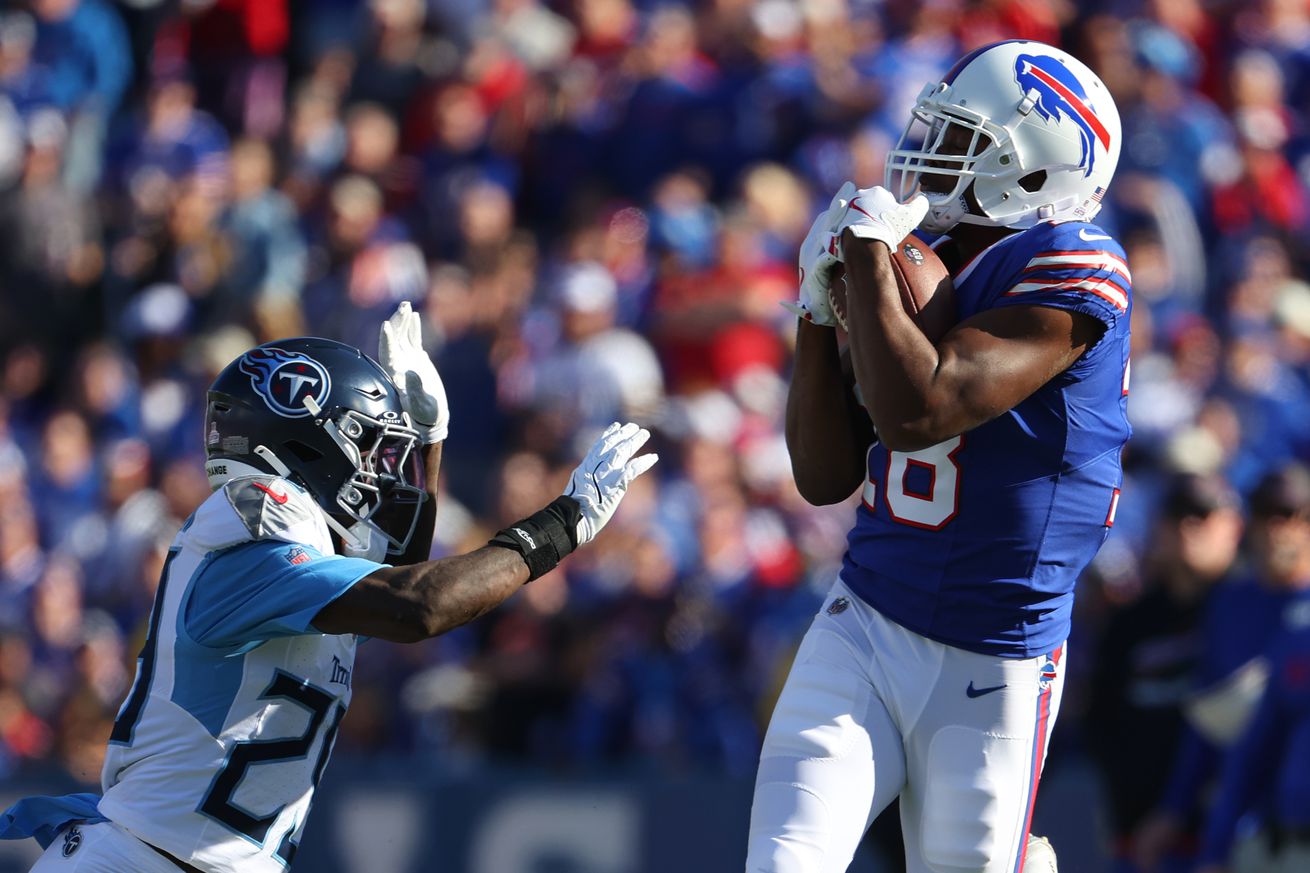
(564, 422, 659, 544)
(837, 185, 930, 249)
(784, 181, 857, 326)
(379, 301, 449, 444)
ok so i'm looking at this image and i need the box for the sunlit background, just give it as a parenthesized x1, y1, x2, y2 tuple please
(2, 0, 1310, 871)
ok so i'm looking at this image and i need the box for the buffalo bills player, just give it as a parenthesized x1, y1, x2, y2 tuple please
(754, 41, 1130, 873)
(0, 303, 657, 872)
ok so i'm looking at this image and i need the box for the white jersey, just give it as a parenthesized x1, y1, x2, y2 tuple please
(97, 475, 381, 873)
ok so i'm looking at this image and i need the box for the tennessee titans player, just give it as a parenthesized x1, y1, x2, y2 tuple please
(0, 303, 657, 872)
(755, 41, 1130, 873)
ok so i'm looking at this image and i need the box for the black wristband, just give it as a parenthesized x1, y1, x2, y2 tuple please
(487, 496, 582, 581)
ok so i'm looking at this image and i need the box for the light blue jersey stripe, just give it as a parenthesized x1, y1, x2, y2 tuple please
(171, 551, 246, 737)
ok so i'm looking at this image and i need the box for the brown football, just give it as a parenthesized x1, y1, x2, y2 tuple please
(827, 234, 956, 342)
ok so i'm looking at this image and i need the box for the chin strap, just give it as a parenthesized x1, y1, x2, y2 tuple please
(252, 445, 293, 477)
(339, 519, 389, 561)
(317, 507, 372, 555)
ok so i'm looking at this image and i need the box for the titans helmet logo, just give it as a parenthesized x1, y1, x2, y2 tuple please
(238, 347, 332, 418)
(1014, 53, 1111, 178)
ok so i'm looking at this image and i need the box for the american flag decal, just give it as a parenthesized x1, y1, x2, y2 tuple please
(1091, 186, 1105, 204)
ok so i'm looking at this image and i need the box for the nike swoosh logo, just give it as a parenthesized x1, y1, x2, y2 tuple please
(252, 481, 289, 504)
(1078, 229, 1112, 241)
(966, 681, 1007, 698)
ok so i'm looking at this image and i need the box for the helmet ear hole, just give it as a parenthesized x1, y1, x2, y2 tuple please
(1019, 170, 1047, 193)
(284, 439, 323, 463)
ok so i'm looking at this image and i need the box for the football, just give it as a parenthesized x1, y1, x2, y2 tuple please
(827, 235, 956, 342)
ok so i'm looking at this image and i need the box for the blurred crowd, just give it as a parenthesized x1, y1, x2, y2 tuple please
(1, 0, 1310, 869)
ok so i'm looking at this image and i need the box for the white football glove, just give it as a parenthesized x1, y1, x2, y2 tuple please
(783, 181, 858, 327)
(837, 186, 930, 249)
(565, 422, 659, 545)
(378, 301, 449, 445)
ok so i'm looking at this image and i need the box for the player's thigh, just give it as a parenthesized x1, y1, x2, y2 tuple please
(29, 821, 179, 873)
(899, 644, 1067, 873)
(747, 594, 907, 873)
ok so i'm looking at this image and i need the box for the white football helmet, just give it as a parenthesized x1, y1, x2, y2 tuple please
(885, 40, 1122, 234)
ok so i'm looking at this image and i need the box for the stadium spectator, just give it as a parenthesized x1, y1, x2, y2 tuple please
(30, 0, 130, 191)
(302, 173, 427, 350)
(511, 260, 664, 435)
(1136, 464, 1310, 872)
(0, 5, 1308, 865)
(220, 137, 307, 323)
(1089, 473, 1244, 872)
(1195, 575, 1310, 873)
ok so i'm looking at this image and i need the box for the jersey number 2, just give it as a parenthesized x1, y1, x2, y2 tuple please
(199, 670, 346, 865)
(867, 435, 963, 530)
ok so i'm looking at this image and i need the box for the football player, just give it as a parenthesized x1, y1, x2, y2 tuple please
(1, 303, 657, 872)
(753, 41, 1130, 873)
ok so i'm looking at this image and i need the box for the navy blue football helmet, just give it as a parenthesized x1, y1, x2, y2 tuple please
(205, 337, 425, 556)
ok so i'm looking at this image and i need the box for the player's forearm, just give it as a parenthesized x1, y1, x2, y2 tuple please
(316, 546, 530, 642)
(842, 232, 951, 450)
(396, 442, 443, 566)
(785, 320, 868, 504)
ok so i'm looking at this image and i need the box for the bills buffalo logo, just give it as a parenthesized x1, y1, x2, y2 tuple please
(1014, 53, 1111, 178)
(239, 347, 331, 418)
(1038, 658, 1058, 691)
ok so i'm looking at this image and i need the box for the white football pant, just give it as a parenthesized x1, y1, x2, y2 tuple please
(29, 821, 181, 873)
(747, 579, 1065, 873)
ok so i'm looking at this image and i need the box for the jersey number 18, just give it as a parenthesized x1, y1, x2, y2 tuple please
(862, 436, 964, 530)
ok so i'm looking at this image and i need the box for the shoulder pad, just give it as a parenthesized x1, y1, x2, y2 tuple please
(1030, 220, 1123, 255)
(221, 476, 334, 552)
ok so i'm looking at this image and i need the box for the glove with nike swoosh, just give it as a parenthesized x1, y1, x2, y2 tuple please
(487, 422, 659, 581)
(835, 185, 930, 250)
(784, 182, 858, 327)
(379, 301, 449, 445)
(565, 422, 659, 544)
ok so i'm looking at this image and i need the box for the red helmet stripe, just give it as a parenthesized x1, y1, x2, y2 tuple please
(1023, 62, 1111, 149)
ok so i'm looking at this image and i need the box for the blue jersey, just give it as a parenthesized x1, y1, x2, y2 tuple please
(842, 220, 1132, 658)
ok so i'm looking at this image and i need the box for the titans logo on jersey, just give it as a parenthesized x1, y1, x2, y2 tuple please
(93, 476, 380, 872)
(843, 220, 1131, 658)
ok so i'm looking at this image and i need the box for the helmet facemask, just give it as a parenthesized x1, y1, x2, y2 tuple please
(305, 396, 426, 558)
(886, 84, 1015, 234)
